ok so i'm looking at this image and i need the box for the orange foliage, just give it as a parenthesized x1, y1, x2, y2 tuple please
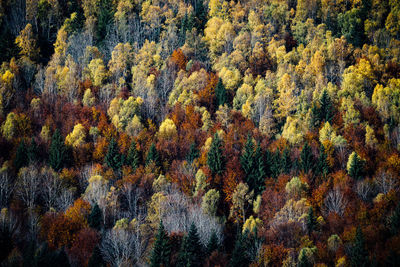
(68, 228, 100, 267)
(170, 49, 187, 70)
(65, 198, 91, 226)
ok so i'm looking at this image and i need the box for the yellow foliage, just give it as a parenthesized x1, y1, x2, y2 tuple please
(158, 118, 177, 139)
(242, 215, 262, 233)
(65, 123, 86, 148)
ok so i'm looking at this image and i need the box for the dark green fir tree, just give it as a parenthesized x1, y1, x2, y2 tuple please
(105, 138, 123, 171)
(300, 142, 313, 174)
(350, 227, 370, 267)
(15, 140, 28, 170)
(150, 221, 171, 267)
(126, 141, 140, 171)
(146, 143, 160, 166)
(88, 203, 102, 230)
(49, 129, 67, 171)
(186, 141, 199, 163)
(177, 223, 203, 267)
(207, 133, 225, 176)
(27, 137, 39, 164)
(206, 231, 219, 255)
(215, 78, 227, 107)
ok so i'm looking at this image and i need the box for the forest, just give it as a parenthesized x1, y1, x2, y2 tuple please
(0, 0, 400, 266)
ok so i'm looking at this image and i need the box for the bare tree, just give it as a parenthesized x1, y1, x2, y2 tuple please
(0, 171, 14, 208)
(16, 166, 41, 210)
(375, 171, 398, 195)
(101, 227, 144, 267)
(355, 180, 372, 201)
(324, 187, 347, 216)
(120, 182, 142, 218)
(56, 188, 75, 211)
(40, 167, 63, 210)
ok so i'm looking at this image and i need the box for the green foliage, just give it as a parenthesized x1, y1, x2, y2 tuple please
(126, 141, 140, 170)
(186, 142, 199, 163)
(215, 78, 227, 107)
(347, 152, 364, 180)
(146, 143, 160, 167)
(88, 203, 102, 230)
(230, 231, 251, 267)
(105, 138, 124, 171)
(350, 227, 370, 267)
(300, 142, 313, 174)
(177, 223, 204, 267)
(206, 231, 219, 255)
(97, 0, 114, 43)
(338, 8, 365, 47)
(49, 129, 68, 171)
(315, 145, 329, 177)
(306, 207, 317, 234)
(207, 133, 225, 176)
(150, 221, 171, 267)
(27, 138, 39, 164)
(14, 140, 28, 171)
(389, 203, 400, 236)
(88, 245, 104, 267)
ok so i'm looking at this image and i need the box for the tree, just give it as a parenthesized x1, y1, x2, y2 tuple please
(186, 142, 199, 163)
(27, 137, 39, 163)
(15, 140, 28, 170)
(88, 203, 102, 230)
(15, 23, 39, 60)
(230, 232, 250, 267)
(207, 133, 225, 176)
(306, 207, 317, 234)
(315, 145, 329, 177)
(65, 123, 86, 148)
(201, 189, 220, 216)
(300, 142, 313, 174)
(347, 152, 364, 180)
(150, 220, 171, 267)
(319, 89, 334, 123)
(126, 141, 140, 170)
(97, 0, 114, 43)
(105, 138, 123, 171)
(350, 227, 370, 267)
(146, 143, 160, 166)
(207, 231, 219, 255)
(88, 245, 104, 267)
(240, 135, 255, 180)
(215, 78, 227, 107)
(389, 203, 400, 236)
(49, 129, 68, 171)
(177, 223, 204, 267)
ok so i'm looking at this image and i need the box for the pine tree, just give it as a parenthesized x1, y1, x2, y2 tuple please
(215, 78, 227, 107)
(240, 135, 255, 178)
(126, 141, 140, 171)
(88, 204, 102, 230)
(207, 231, 219, 255)
(350, 227, 370, 267)
(389, 203, 400, 236)
(320, 89, 333, 123)
(105, 138, 123, 171)
(15, 140, 28, 170)
(193, 0, 207, 31)
(49, 129, 67, 171)
(97, 0, 114, 43)
(300, 142, 313, 174)
(150, 221, 171, 267)
(298, 253, 312, 267)
(186, 142, 199, 163)
(281, 148, 291, 174)
(253, 144, 266, 195)
(270, 150, 281, 179)
(306, 207, 317, 234)
(177, 223, 203, 267)
(230, 232, 250, 267)
(316, 145, 329, 177)
(27, 137, 39, 164)
(88, 245, 104, 267)
(207, 133, 225, 176)
(146, 143, 160, 166)
(347, 152, 364, 180)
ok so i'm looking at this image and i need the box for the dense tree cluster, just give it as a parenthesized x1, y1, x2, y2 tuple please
(0, 0, 400, 266)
